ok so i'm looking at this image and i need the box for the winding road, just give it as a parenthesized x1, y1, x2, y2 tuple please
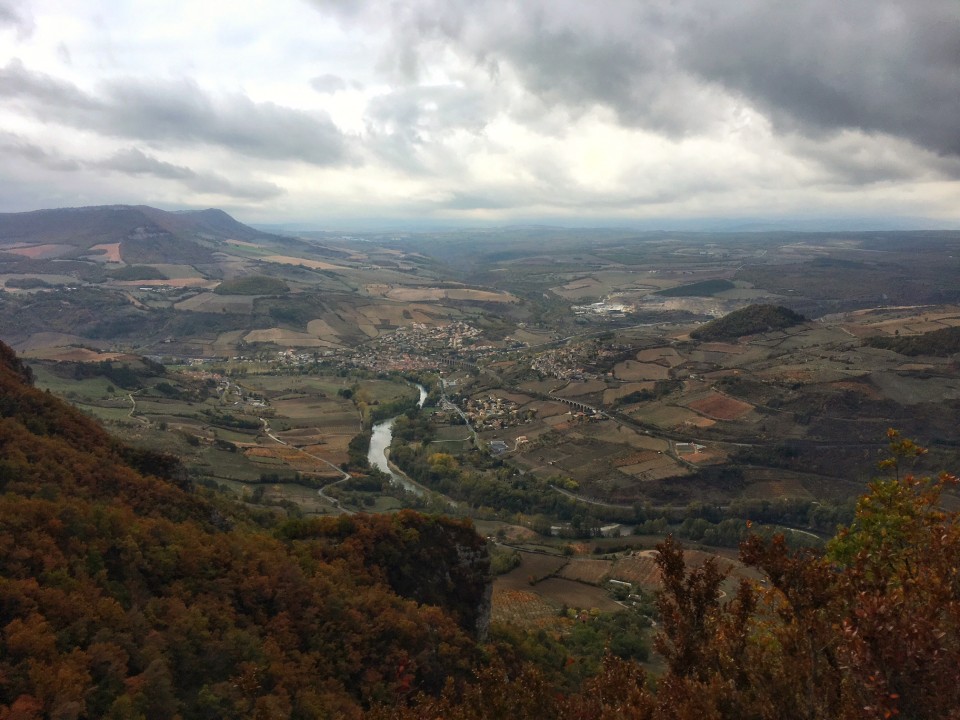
(259, 417, 354, 515)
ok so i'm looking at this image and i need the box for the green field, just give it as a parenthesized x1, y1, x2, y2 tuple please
(656, 279, 735, 297)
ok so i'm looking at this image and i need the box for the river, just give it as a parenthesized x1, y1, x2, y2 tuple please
(367, 384, 427, 496)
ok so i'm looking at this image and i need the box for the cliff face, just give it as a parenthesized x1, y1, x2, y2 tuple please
(0, 340, 489, 718)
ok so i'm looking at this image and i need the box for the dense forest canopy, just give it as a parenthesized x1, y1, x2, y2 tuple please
(866, 324, 960, 357)
(690, 304, 807, 341)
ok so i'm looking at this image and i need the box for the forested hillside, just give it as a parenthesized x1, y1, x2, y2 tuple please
(0, 340, 488, 718)
(690, 304, 806, 340)
(866, 325, 960, 356)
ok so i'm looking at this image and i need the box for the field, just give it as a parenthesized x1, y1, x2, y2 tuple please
(635, 347, 684, 365)
(492, 550, 622, 627)
(5, 243, 75, 259)
(636, 405, 712, 430)
(603, 382, 655, 404)
(243, 328, 327, 346)
(23, 346, 132, 362)
(175, 293, 256, 312)
(614, 361, 671, 381)
(550, 270, 670, 300)
(552, 380, 608, 398)
(685, 392, 754, 421)
(491, 589, 563, 628)
(534, 578, 623, 612)
(491, 541, 763, 631)
(616, 454, 683, 482)
(89, 242, 122, 262)
(428, 424, 474, 453)
(259, 254, 345, 271)
(383, 286, 517, 303)
(559, 558, 613, 584)
(610, 553, 661, 589)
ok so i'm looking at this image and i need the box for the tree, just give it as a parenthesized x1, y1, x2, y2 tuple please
(648, 430, 960, 720)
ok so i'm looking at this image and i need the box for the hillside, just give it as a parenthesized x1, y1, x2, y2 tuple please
(0, 205, 280, 269)
(865, 325, 960, 356)
(0, 340, 489, 718)
(0, 205, 277, 248)
(690, 304, 807, 341)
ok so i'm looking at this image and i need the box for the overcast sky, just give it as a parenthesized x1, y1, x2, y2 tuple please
(0, 0, 958, 228)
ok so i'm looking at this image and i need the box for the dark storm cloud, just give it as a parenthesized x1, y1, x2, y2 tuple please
(312, 0, 960, 156)
(680, 0, 960, 156)
(789, 134, 960, 185)
(0, 60, 351, 165)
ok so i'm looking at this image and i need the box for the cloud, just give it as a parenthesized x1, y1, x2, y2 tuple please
(0, 133, 82, 171)
(310, 73, 347, 93)
(788, 133, 960, 186)
(680, 0, 960, 157)
(99, 147, 194, 180)
(97, 148, 285, 200)
(1, 1, 956, 223)
(0, 136, 282, 201)
(310, 0, 960, 159)
(0, 1, 32, 36)
(0, 60, 351, 165)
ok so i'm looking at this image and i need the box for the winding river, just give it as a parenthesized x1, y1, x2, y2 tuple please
(367, 384, 427, 496)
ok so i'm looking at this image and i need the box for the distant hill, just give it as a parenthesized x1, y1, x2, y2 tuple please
(691, 304, 807, 340)
(0, 204, 281, 263)
(865, 325, 960, 357)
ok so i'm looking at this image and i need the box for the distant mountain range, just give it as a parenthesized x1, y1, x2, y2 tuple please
(0, 204, 280, 249)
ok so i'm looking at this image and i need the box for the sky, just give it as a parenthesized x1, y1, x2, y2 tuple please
(0, 0, 958, 229)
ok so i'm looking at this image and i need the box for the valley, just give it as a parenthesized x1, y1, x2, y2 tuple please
(4, 206, 960, 640)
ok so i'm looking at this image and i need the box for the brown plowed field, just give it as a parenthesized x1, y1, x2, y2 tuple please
(491, 589, 563, 628)
(89, 242, 122, 262)
(614, 361, 671, 381)
(558, 559, 612, 584)
(686, 392, 753, 420)
(6, 244, 74, 259)
(609, 554, 661, 589)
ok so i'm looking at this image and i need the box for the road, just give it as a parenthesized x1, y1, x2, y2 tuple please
(127, 390, 149, 425)
(439, 378, 478, 445)
(260, 417, 354, 515)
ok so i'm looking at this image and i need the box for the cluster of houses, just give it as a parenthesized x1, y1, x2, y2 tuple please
(462, 394, 533, 431)
(529, 342, 622, 381)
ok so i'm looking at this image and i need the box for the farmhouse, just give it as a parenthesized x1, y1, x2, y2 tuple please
(489, 439, 509, 455)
